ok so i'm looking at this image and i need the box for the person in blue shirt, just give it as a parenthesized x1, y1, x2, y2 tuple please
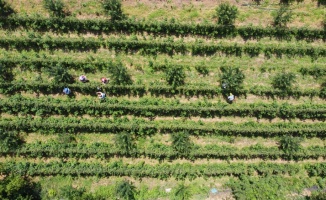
(63, 87, 71, 95)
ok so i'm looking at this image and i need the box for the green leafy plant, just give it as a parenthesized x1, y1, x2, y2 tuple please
(46, 64, 74, 84)
(272, 5, 293, 28)
(115, 180, 135, 200)
(320, 81, 326, 99)
(228, 175, 306, 199)
(279, 0, 304, 4)
(220, 66, 245, 95)
(271, 72, 296, 91)
(0, 175, 41, 200)
(59, 186, 96, 200)
(172, 183, 191, 200)
(195, 65, 209, 76)
(57, 135, 77, 144)
(279, 136, 302, 160)
(215, 3, 238, 26)
(0, 63, 14, 82)
(0, 0, 15, 17)
(165, 66, 186, 87)
(115, 132, 136, 155)
(108, 62, 133, 85)
(43, 0, 67, 18)
(171, 131, 193, 155)
(310, 190, 326, 200)
(101, 0, 125, 21)
(0, 130, 24, 152)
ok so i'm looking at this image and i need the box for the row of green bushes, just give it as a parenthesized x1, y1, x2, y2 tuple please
(0, 95, 325, 120)
(0, 36, 325, 59)
(1, 117, 325, 137)
(1, 141, 325, 161)
(2, 161, 325, 179)
(0, 16, 324, 41)
(0, 81, 324, 99)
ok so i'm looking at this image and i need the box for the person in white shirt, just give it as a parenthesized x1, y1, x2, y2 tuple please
(228, 93, 235, 102)
(96, 92, 106, 99)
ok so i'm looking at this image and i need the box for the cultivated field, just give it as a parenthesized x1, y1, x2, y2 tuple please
(0, 0, 325, 199)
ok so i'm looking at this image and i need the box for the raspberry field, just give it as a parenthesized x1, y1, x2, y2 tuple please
(0, 0, 325, 199)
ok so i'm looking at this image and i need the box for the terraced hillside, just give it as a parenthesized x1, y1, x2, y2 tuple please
(0, 0, 325, 199)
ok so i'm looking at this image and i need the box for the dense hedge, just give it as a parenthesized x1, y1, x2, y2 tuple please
(1, 161, 325, 179)
(0, 117, 325, 137)
(0, 82, 323, 99)
(0, 96, 325, 120)
(2, 142, 325, 160)
(0, 36, 324, 59)
(0, 16, 324, 41)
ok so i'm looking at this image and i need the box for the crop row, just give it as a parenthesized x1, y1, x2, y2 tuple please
(1, 56, 325, 75)
(2, 142, 326, 160)
(0, 95, 325, 120)
(0, 82, 323, 99)
(1, 117, 325, 137)
(0, 36, 325, 58)
(0, 16, 324, 41)
(1, 161, 325, 179)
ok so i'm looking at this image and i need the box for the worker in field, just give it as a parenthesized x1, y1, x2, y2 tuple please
(228, 93, 235, 103)
(79, 75, 87, 83)
(101, 77, 109, 84)
(63, 87, 71, 95)
(96, 91, 106, 99)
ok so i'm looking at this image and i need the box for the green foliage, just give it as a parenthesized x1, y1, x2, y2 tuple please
(115, 180, 136, 200)
(59, 186, 97, 200)
(0, 130, 24, 152)
(215, 3, 238, 26)
(228, 175, 307, 200)
(1, 96, 325, 120)
(220, 66, 245, 95)
(279, 136, 302, 160)
(299, 66, 325, 79)
(172, 183, 191, 200)
(0, 175, 41, 200)
(0, 17, 323, 41)
(272, 5, 293, 28)
(320, 82, 326, 99)
(115, 132, 135, 155)
(279, 0, 303, 4)
(310, 191, 326, 200)
(46, 64, 74, 84)
(0, 36, 324, 59)
(2, 160, 325, 179)
(108, 62, 133, 85)
(165, 66, 186, 87)
(57, 134, 77, 144)
(271, 72, 296, 91)
(101, 0, 125, 21)
(0, 0, 15, 17)
(0, 63, 14, 82)
(43, 0, 67, 18)
(195, 65, 209, 76)
(171, 131, 193, 155)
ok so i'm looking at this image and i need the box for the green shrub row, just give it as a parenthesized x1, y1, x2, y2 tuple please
(0, 16, 324, 41)
(1, 142, 325, 160)
(0, 81, 323, 99)
(1, 161, 325, 179)
(0, 36, 325, 59)
(1, 117, 325, 137)
(0, 95, 325, 120)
